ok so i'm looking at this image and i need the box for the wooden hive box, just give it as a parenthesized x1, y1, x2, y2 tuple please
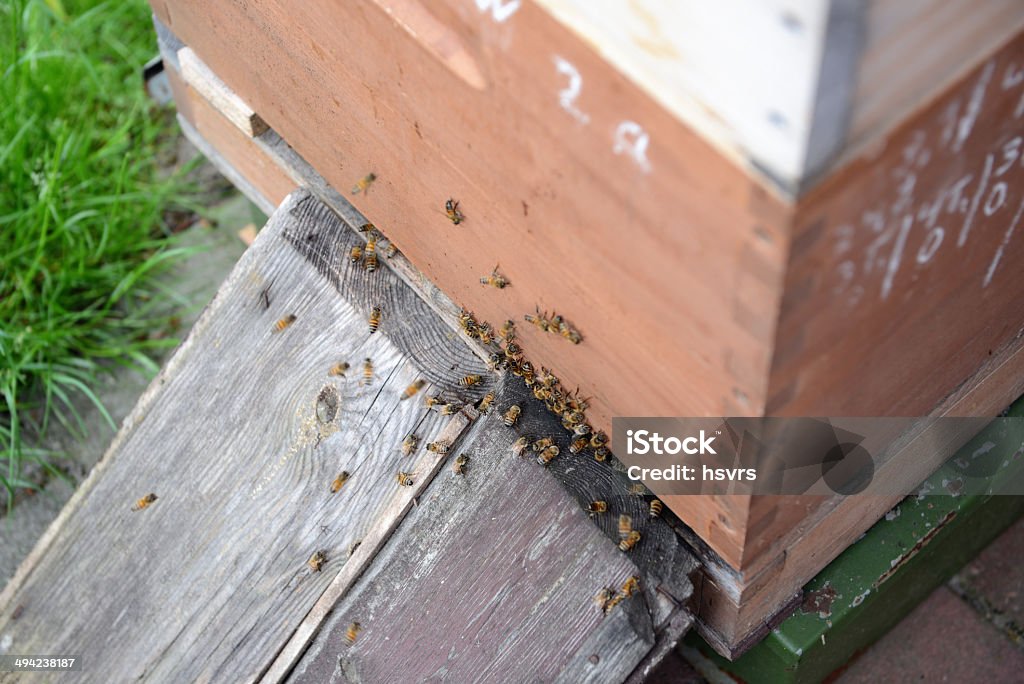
(150, 0, 1024, 657)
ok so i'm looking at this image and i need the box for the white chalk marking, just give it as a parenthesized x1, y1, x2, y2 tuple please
(983, 197, 1024, 288)
(553, 56, 589, 124)
(613, 120, 651, 173)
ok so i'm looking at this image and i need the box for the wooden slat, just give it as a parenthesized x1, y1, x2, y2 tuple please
(178, 46, 269, 138)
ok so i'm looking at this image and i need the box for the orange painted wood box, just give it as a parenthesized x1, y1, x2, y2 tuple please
(151, 0, 1024, 656)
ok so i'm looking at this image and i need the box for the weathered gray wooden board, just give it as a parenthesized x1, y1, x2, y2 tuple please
(0, 191, 482, 683)
(287, 377, 653, 683)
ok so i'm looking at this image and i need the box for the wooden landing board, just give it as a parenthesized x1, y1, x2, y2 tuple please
(0, 192, 693, 682)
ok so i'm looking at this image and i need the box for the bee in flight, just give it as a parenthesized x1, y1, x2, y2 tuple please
(307, 550, 327, 572)
(131, 493, 158, 512)
(361, 358, 374, 385)
(330, 471, 351, 493)
(345, 622, 362, 644)
(458, 374, 482, 387)
(618, 514, 633, 539)
(352, 172, 376, 194)
(445, 198, 465, 224)
(452, 454, 469, 475)
(329, 361, 350, 377)
(480, 265, 509, 289)
(649, 499, 663, 518)
(368, 306, 382, 333)
(503, 405, 521, 427)
(400, 379, 425, 400)
(273, 314, 297, 332)
(401, 433, 419, 456)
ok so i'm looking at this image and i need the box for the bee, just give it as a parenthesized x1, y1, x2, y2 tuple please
(595, 588, 616, 613)
(331, 471, 351, 493)
(627, 483, 646, 496)
(308, 550, 327, 572)
(358, 222, 375, 233)
(386, 242, 399, 258)
(487, 353, 505, 372)
(480, 265, 509, 289)
(603, 592, 625, 613)
(362, 358, 374, 385)
(622, 575, 641, 597)
(511, 435, 530, 457)
(439, 402, 463, 416)
(458, 309, 477, 335)
(569, 437, 588, 454)
(558, 320, 583, 344)
(349, 244, 363, 263)
(524, 307, 551, 331)
(131, 493, 158, 511)
(507, 358, 525, 377)
(649, 499, 663, 518)
(504, 342, 522, 360)
(345, 622, 362, 644)
(424, 395, 444, 410)
(477, 322, 494, 345)
(476, 391, 495, 414)
(452, 454, 469, 475)
(445, 198, 464, 224)
(618, 514, 633, 539)
(563, 410, 585, 427)
(573, 423, 592, 437)
(368, 306, 382, 333)
(594, 447, 609, 462)
(519, 361, 535, 385)
(537, 445, 559, 466)
(590, 431, 608, 448)
(532, 437, 554, 452)
(273, 314, 297, 332)
(364, 234, 378, 273)
(458, 374, 482, 387)
(499, 320, 516, 341)
(400, 378, 426, 400)
(396, 471, 416, 486)
(586, 500, 608, 516)
(619, 530, 641, 552)
(352, 172, 376, 194)
(503, 405, 521, 427)
(401, 433, 419, 456)
(426, 440, 451, 454)
(329, 362, 350, 377)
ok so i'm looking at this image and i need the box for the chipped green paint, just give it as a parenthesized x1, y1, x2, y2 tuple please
(686, 399, 1024, 683)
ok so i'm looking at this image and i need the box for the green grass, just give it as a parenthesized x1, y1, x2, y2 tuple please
(0, 0, 195, 506)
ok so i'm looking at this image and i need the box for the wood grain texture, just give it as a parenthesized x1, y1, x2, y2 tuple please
(179, 46, 269, 137)
(0, 192, 484, 682)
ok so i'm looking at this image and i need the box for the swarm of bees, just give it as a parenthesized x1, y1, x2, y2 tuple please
(352, 172, 376, 195)
(308, 550, 327, 572)
(131, 493, 158, 512)
(400, 378, 425, 400)
(445, 198, 465, 224)
(345, 622, 362, 645)
(480, 265, 509, 289)
(330, 471, 351, 493)
(368, 306, 382, 333)
(273, 314, 297, 333)
(452, 454, 469, 475)
(524, 307, 583, 344)
(347, 226, 395, 273)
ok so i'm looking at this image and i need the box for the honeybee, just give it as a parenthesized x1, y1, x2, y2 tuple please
(649, 499, 663, 518)
(345, 622, 362, 644)
(358, 223, 375, 233)
(364, 234, 378, 273)
(476, 391, 496, 414)
(480, 265, 509, 289)
(590, 431, 608, 448)
(622, 575, 641, 597)
(619, 530, 641, 552)
(308, 550, 327, 572)
(445, 198, 464, 224)
(452, 454, 469, 475)
(352, 172, 376, 194)
(368, 306, 382, 333)
(519, 361, 535, 385)
(558, 321, 583, 344)
(586, 500, 608, 515)
(511, 436, 530, 457)
(273, 314, 297, 332)
(349, 245, 363, 263)
(458, 374, 482, 387)
(361, 358, 374, 385)
(503, 342, 522, 360)
(401, 433, 419, 456)
(503, 405, 521, 427)
(331, 471, 351, 493)
(594, 447, 609, 462)
(386, 242, 399, 258)
(486, 353, 504, 372)
(569, 437, 588, 454)
(532, 437, 554, 452)
(477, 322, 494, 345)
(458, 309, 477, 334)
(424, 395, 444, 410)
(439, 403, 463, 416)
(498, 320, 516, 341)
(563, 410, 584, 427)
(618, 514, 633, 539)
(329, 361, 350, 377)
(537, 445, 559, 466)
(426, 440, 451, 454)
(400, 378, 425, 400)
(573, 423, 592, 437)
(595, 587, 616, 612)
(627, 483, 646, 496)
(131, 493, 158, 511)
(396, 471, 416, 486)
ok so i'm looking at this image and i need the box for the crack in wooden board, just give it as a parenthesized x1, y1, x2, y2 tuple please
(0, 191, 482, 683)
